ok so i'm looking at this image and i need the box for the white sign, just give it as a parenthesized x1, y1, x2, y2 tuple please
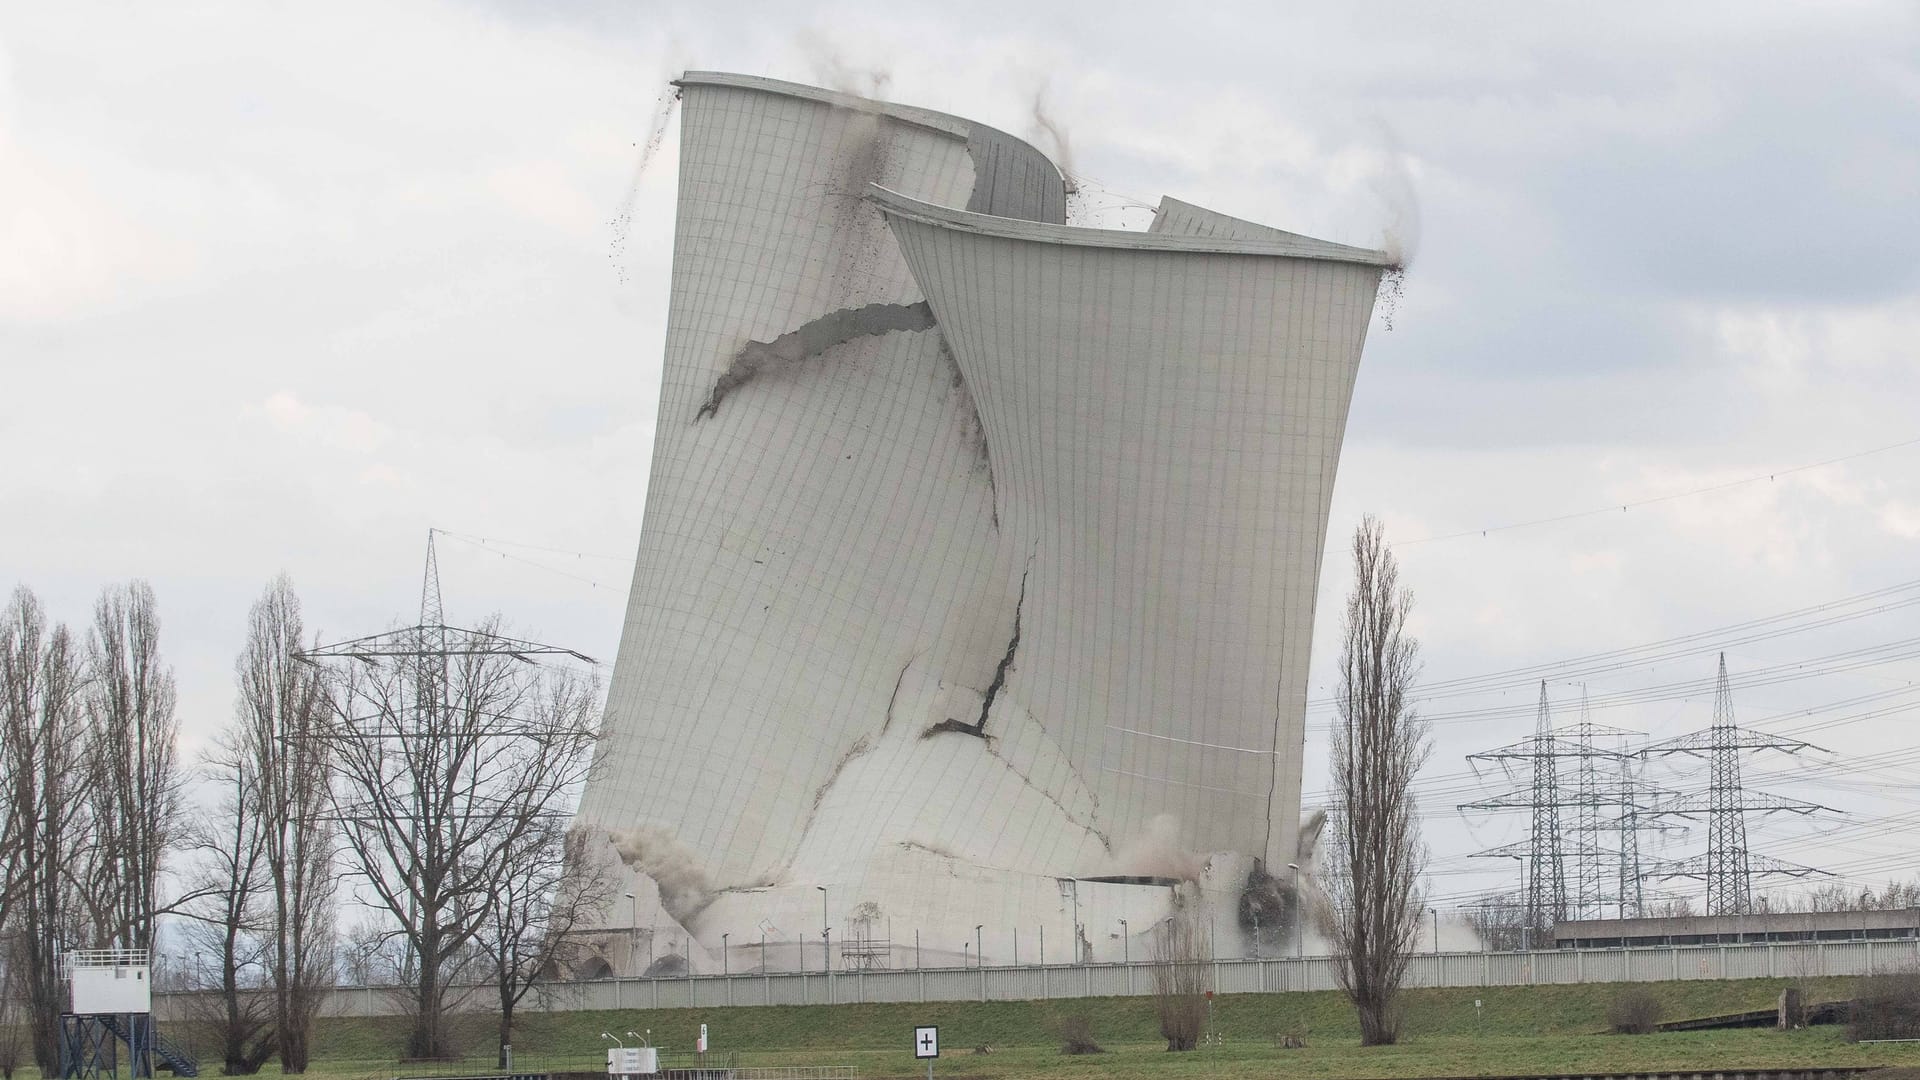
(606, 1048, 657, 1076)
(697, 1024, 708, 1053)
(913, 1026, 939, 1059)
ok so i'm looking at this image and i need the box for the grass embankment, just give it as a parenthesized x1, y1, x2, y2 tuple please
(264, 977, 1920, 1079)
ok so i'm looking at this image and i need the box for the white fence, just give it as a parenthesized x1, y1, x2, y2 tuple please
(150, 939, 1920, 1020)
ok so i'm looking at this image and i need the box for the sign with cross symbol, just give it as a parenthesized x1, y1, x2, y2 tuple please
(913, 1026, 939, 1059)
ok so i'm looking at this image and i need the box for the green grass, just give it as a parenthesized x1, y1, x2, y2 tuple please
(236, 977, 1920, 1079)
(11, 978, 1903, 1080)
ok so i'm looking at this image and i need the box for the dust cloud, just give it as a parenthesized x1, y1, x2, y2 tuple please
(1108, 813, 1204, 881)
(1370, 121, 1420, 270)
(608, 824, 715, 922)
(797, 32, 894, 99)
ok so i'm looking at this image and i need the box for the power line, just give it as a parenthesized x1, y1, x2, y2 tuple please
(432, 527, 630, 563)
(1305, 575, 1920, 714)
(431, 527, 627, 593)
(1394, 432, 1920, 547)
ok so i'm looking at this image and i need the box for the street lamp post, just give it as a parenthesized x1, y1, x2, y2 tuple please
(722, 933, 729, 976)
(1068, 881, 1080, 964)
(1286, 862, 1303, 958)
(1119, 919, 1129, 965)
(975, 925, 983, 968)
(816, 885, 830, 974)
(1431, 908, 1441, 954)
(624, 891, 638, 975)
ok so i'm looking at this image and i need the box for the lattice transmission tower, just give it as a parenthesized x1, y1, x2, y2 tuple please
(1463, 681, 1663, 942)
(1640, 653, 1832, 915)
(296, 529, 600, 811)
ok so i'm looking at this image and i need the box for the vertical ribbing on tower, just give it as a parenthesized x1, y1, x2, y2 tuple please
(1705, 652, 1753, 915)
(1524, 681, 1566, 942)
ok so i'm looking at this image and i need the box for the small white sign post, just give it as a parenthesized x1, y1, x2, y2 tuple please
(913, 1025, 939, 1080)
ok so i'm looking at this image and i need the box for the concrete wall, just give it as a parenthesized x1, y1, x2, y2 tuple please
(1558, 909, 1920, 946)
(156, 940, 1918, 1021)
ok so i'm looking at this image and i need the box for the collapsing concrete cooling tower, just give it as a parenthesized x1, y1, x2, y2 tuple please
(569, 71, 1392, 975)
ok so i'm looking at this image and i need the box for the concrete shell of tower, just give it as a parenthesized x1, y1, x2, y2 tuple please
(870, 184, 1387, 874)
(573, 70, 1388, 967)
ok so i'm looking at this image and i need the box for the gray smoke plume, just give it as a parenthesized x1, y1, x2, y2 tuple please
(607, 825, 715, 922)
(1368, 120, 1420, 270)
(1027, 81, 1079, 194)
(797, 32, 894, 99)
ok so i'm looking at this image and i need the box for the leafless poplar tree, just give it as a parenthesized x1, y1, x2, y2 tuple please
(180, 727, 277, 1075)
(1324, 516, 1429, 1046)
(320, 616, 602, 1061)
(0, 588, 92, 1068)
(235, 577, 335, 1073)
(79, 582, 184, 950)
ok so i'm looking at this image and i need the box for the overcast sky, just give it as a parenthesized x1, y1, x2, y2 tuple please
(4, 1, 1917, 913)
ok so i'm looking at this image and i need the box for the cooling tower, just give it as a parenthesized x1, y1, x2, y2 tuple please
(572, 72, 1391, 972)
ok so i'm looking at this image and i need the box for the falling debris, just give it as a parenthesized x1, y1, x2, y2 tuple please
(1376, 266, 1406, 331)
(609, 87, 682, 288)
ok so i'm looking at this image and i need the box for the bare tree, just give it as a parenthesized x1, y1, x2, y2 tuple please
(1147, 912, 1210, 1052)
(1462, 892, 1530, 952)
(318, 616, 602, 1061)
(472, 819, 611, 1068)
(1641, 897, 1696, 918)
(179, 727, 277, 1075)
(1324, 516, 1429, 1047)
(338, 916, 407, 988)
(79, 582, 184, 950)
(0, 932, 26, 1080)
(1795, 878, 1920, 913)
(235, 577, 335, 1073)
(0, 588, 92, 1068)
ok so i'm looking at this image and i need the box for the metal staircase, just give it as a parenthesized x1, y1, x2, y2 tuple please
(59, 1012, 198, 1079)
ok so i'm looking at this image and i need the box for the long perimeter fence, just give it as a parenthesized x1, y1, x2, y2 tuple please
(152, 939, 1920, 1020)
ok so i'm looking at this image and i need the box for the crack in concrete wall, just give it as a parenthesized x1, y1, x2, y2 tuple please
(783, 734, 876, 878)
(879, 650, 922, 735)
(924, 562, 1030, 741)
(975, 564, 1029, 731)
(978, 736, 1112, 854)
(697, 301, 937, 420)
